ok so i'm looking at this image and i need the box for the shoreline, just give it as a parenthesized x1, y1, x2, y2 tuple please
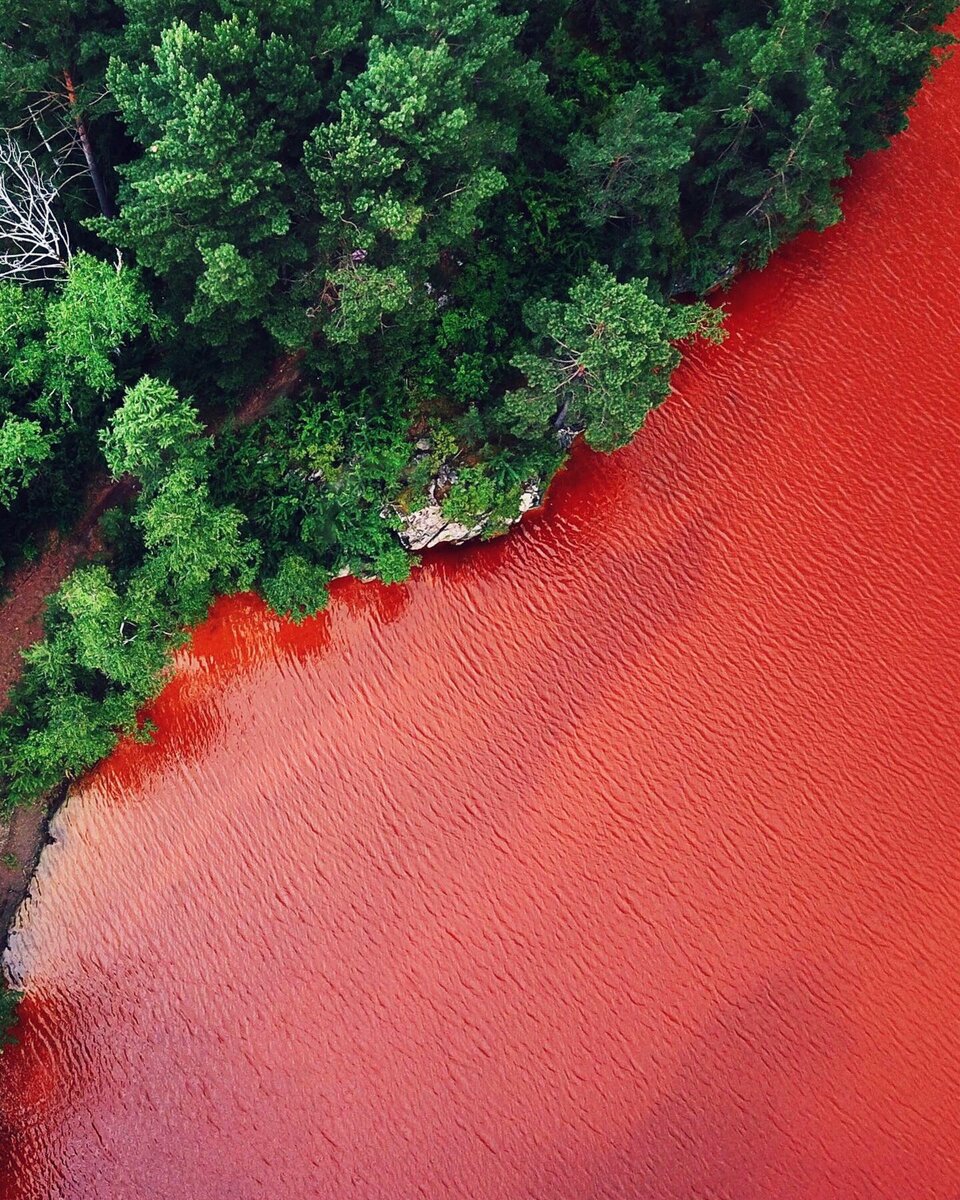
(0, 351, 315, 981)
(0, 783, 68, 981)
(0, 490, 544, 980)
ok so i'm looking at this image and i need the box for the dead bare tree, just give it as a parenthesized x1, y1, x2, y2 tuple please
(0, 134, 71, 283)
(5, 70, 114, 221)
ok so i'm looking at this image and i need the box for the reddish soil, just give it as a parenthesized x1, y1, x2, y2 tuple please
(230, 347, 307, 430)
(0, 349, 307, 704)
(0, 475, 133, 704)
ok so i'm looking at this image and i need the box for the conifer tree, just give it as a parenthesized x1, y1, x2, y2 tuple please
(502, 264, 722, 452)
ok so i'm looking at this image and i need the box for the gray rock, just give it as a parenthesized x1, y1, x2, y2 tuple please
(396, 483, 542, 552)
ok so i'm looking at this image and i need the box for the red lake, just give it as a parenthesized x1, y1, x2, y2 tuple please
(2, 22, 960, 1200)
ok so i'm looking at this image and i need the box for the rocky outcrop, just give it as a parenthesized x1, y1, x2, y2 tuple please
(396, 484, 543, 552)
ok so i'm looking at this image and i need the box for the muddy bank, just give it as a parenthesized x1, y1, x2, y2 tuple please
(0, 476, 134, 704)
(0, 785, 66, 967)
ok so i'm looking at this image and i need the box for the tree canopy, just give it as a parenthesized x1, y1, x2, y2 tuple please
(0, 0, 952, 809)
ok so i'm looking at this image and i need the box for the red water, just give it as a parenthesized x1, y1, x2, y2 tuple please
(3, 35, 960, 1200)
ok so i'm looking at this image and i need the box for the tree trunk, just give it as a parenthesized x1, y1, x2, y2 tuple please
(62, 71, 114, 219)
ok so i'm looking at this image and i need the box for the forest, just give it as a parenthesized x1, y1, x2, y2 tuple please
(0, 0, 952, 807)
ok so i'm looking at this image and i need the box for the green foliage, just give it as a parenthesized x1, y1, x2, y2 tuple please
(213, 382, 414, 591)
(505, 265, 723, 451)
(0, 418, 53, 506)
(134, 464, 258, 624)
(40, 255, 155, 412)
(442, 465, 499, 526)
(302, 0, 545, 339)
(0, 0, 950, 807)
(0, 255, 152, 435)
(323, 265, 413, 344)
(2, 545, 179, 801)
(681, 0, 851, 282)
(306, 0, 539, 255)
(0, 0, 121, 232)
(104, 378, 259, 622)
(818, 1, 956, 156)
(103, 12, 301, 349)
(261, 553, 330, 624)
(101, 376, 204, 487)
(0, 986, 19, 1050)
(568, 84, 692, 278)
(0, 255, 153, 564)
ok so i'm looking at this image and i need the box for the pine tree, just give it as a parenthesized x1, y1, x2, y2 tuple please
(502, 264, 723, 452)
(567, 84, 692, 281)
(304, 0, 544, 342)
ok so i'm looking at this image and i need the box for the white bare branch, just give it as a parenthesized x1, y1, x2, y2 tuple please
(0, 134, 72, 284)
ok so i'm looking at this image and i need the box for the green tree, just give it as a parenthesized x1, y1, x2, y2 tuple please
(134, 464, 258, 624)
(0, 984, 20, 1050)
(103, 376, 259, 623)
(0, 255, 151, 428)
(0, 417, 52, 506)
(322, 264, 413, 345)
(55, 565, 168, 688)
(101, 375, 205, 488)
(305, 0, 544, 339)
(261, 553, 331, 623)
(821, 0, 955, 156)
(683, 0, 849, 282)
(104, 14, 297, 350)
(0, 0, 120, 217)
(0, 255, 152, 526)
(568, 85, 691, 280)
(40, 254, 155, 419)
(503, 264, 723, 452)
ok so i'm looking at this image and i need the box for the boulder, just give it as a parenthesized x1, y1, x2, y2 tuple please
(396, 484, 542, 552)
